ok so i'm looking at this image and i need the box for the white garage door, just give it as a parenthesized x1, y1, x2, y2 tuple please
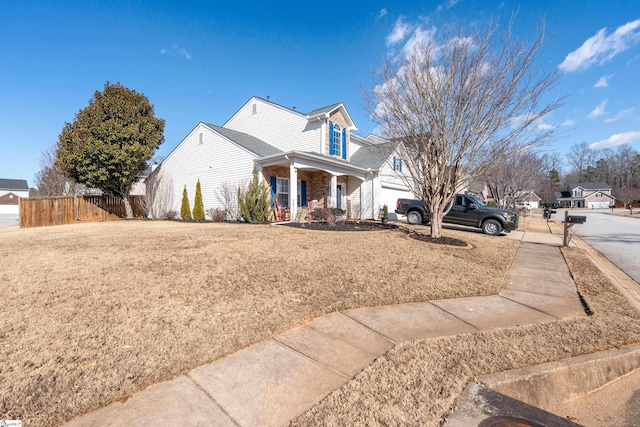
(380, 186, 415, 219)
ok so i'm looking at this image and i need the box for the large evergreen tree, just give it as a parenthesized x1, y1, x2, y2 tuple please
(56, 82, 165, 218)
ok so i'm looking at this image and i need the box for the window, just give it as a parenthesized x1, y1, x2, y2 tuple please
(198, 132, 203, 145)
(276, 177, 289, 208)
(271, 178, 307, 208)
(332, 123, 341, 157)
(574, 189, 582, 197)
(393, 156, 403, 172)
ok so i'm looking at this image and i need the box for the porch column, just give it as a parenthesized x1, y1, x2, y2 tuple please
(330, 174, 337, 208)
(256, 163, 263, 182)
(289, 162, 298, 222)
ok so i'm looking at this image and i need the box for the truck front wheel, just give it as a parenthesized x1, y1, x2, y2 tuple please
(407, 211, 423, 224)
(482, 219, 502, 236)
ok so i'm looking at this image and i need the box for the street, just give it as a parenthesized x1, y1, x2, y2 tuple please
(552, 209, 640, 285)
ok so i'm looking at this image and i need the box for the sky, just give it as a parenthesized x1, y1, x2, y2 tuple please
(1, 1, 639, 187)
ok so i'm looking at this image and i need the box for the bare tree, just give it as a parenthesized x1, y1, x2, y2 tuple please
(367, 20, 560, 237)
(34, 145, 81, 196)
(484, 151, 544, 209)
(216, 181, 243, 221)
(538, 152, 563, 202)
(566, 142, 597, 182)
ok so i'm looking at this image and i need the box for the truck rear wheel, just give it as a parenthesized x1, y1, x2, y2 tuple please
(482, 219, 502, 236)
(407, 211, 423, 224)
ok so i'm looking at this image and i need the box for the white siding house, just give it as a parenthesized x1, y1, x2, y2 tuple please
(150, 97, 413, 221)
(0, 179, 29, 215)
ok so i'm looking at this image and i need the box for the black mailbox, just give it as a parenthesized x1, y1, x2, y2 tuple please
(566, 215, 586, 224)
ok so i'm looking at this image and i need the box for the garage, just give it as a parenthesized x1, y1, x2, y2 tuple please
(380, 183, 415, 220)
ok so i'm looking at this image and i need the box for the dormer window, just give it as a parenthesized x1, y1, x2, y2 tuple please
(333, 124, 341, 156)
(329, 121, 347, 159)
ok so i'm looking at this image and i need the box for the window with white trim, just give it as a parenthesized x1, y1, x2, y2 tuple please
(333, 123, 341, 157)
(276, 177, 289, 208)
(393, 156, 403, 172)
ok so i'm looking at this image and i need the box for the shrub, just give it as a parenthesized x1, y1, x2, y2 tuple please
(309, 208, 345, 225)
(192, 179, 205, 221)
(207, 208, 227, 222)
(487, 200, 497, 208)
(180, 185, 191, 220)
(163, 210, 178, 220)
(216, 181, 242, 221)
(237, 167, 273, 223)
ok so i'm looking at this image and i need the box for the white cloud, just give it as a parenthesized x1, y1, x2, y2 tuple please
(561, 119, 576, 127)
(160, 43, 191, 60)
(436, 0, 460, 13)
(589, 131, 640, 149)
(377, 8, 387, 20)
(594, 75, 613, 88)
(587, 100, 607, 119)
(558, 19, 640, 72)
(604, 108, 634, 123)
(386, 16, 411, 45)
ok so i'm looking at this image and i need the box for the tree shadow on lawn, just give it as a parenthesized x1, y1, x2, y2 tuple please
(282, 221, 468, 247)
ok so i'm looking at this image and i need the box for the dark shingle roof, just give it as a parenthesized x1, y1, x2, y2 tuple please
(204, 124, 283, 157)
(306, 103, 342, 118)
(0, 178, 28, 191)
(349, 142, 399, 169)
(567, 182, 611, 190)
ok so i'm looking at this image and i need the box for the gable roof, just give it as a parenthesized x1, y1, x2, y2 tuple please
(349, 141, 399, 170)
(567, 182, 611, 190)
(0, 178, 28, 191)
(204, 124, 282, 157)
(305, 103, 342, 118)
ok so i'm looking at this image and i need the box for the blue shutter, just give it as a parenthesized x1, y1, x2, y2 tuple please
(329, 122, 335, 155)
(393, 156, 397, 171)
(399, 158, 403, 172)
(301, 180, 307, 207)
(269, 176, 277, 207)
(341, 128, 347, 160)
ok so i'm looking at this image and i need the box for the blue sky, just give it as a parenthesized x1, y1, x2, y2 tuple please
(1, 1, 639, 187)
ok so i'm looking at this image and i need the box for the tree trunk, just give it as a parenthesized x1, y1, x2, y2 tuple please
(429, 211, 443, 238)
(123, 196, 133, 219)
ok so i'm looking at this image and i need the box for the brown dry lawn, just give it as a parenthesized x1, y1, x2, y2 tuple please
(0, 220, 515, 426)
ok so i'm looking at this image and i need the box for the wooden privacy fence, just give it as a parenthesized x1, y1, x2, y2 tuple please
(19, 195, 144, 228)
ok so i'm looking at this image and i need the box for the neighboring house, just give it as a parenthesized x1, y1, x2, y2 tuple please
(0, 178, 29, 215)
(517, 191, 541, 209)
(554, 182, 615, 208)
(150, 96, 411, 221)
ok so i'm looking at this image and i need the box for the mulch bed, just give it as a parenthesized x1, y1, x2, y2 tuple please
(282, 221, 468, 247)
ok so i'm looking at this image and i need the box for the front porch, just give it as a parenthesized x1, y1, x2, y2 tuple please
(256, 151, 374, 222)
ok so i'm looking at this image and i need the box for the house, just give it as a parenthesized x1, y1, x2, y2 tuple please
(150, 97, 412, 221)
(517, 191, 541, 209)
(0, 178, 29, 215)
(554, 182, 615, 208)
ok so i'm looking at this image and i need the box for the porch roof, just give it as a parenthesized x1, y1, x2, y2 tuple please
(256, 151, 372, 180)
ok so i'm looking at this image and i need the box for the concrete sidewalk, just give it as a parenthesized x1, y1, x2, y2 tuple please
(64, 214, 588, 427)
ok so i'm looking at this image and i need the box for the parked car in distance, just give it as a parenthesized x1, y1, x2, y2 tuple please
(395, 194, 518, 236)
(515, 201, 533, 211)
(542, 202, 560, 209)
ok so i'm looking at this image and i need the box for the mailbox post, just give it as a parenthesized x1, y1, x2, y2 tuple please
(563, 211, 586, 246)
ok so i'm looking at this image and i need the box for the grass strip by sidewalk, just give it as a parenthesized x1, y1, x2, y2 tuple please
(292, 247, 640, 426)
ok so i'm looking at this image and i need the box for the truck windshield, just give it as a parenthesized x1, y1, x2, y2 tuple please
(467, 195, 486, 207)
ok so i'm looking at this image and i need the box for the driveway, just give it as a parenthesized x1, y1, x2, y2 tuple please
(0, 214, 19, 229)
(552, 209, 640, 284)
